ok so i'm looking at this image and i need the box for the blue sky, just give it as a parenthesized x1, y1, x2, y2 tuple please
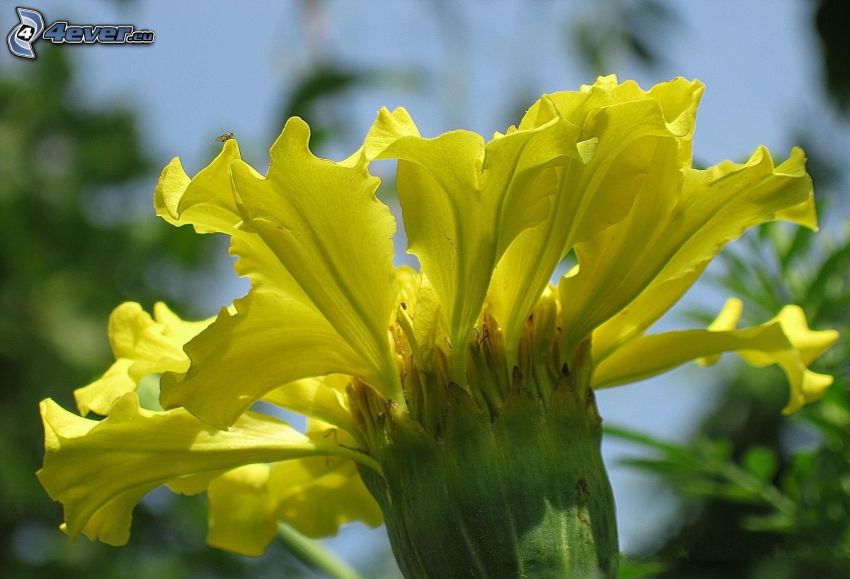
(2, 0, 838, 565)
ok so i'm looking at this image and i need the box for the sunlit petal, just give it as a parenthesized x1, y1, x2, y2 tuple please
(74, 302, 212, 416)
(37, 393, 379, 546)
(262, 375, 358, 437)
(267, 455, 382, 538)
(153, 139, 242, 234)
(161, 286, 368, 430)
(206, 464, 277, 556)
(366, 106, 583, 375)
(230, 118, 401, 400)
(593, 301, 838, 413)
(562, 145, 816, 357)
(491, 76, 703, 362)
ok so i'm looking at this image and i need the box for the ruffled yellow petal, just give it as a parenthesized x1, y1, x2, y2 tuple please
(37, 393, 379, 546)
(206, 464, 278, 556)
(522, 76, 701, 138)
(731, 305, 837, 413)
(154, 142, 356, 431)
(267, 454, 382, 538)
(206, 456, 382, 556)
(161, 286, 368, 430)
(75, 359, 135, 417)
(153, 139, 242, 234)
(746, 305, 838, 367)
(161, 129, 402, 426)
(152, 302, 212, 344)
(366, 106, 583, 376)
(74, 302, 212, 416)
(592, 149, 817, 357)
(229, 118, 401, 401)
(155, 138, 380, 426)
(561, 144, 816, 358)
(592, 301, 838, 413)
(490, 76, 703, 362)
(206, 420, 382, 556)
(269, 420, 382, 540)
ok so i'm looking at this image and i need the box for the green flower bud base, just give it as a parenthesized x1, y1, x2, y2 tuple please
(354, 375, 618, 578)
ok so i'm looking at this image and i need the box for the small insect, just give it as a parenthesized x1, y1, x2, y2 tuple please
(216, 132, 235, 142)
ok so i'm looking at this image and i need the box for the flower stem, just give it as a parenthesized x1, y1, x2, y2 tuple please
(276, 522, 362, 579)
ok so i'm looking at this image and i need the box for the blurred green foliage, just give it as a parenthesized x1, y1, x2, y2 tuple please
(571, 0, 678, 75)
(815, 0, 850, 112)
(280, 64, 414, 150)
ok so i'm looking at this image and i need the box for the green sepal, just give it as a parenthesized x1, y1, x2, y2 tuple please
(358, 379, 618, 578)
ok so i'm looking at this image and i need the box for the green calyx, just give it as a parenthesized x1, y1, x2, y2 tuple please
(350, 344, 619, 578)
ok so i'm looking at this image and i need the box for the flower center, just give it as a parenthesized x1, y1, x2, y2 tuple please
(359, 286, 596, 437)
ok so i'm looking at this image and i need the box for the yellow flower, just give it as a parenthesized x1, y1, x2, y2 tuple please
(38, 76, 838, 574)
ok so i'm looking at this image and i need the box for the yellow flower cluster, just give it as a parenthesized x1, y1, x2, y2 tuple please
(38, 76, 837, 558)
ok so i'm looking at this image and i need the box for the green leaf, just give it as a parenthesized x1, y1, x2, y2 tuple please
(618, 555, 668, 578)
(744, 446, 780, 481)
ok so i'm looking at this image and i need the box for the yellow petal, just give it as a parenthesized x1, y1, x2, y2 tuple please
(153, 139, 242, 234)
(271, 421, 382, 538)
(206, 464, 278, 556)
(395, 265, 424, 318)
(161, 288, 368, 430)
(262, 375, 358, 438)
(592, 322, 787, 388)
(746, 305, 838, 367)
(491, 77, 703, 362)
(152, 302, 213, 344)
(166, 471, 225, 496)
(267, 456, 382, 539)
(394, 268, 445, 371)
(160, 217, 388, 427)
(561, 145, 816, 357)
(366, 106, 583, 376)
(37, 393, 379, 546)
(592, 302, 838, 414)
(163, 123, 407, 424)
(206, 452, 382, 556)
(591, 266, 706, 360)
(731, 305, 838, 413)
(697, 298, 744, 365)
(74, 359, 136, 417)
(74, 302, 212, 416)
(206, 421, 381, 556)
(524, 76, 695, 122)
(230, 118, 401, 400)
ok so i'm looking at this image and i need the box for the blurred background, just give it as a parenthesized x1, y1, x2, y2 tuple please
(1, 1, 848, 577)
